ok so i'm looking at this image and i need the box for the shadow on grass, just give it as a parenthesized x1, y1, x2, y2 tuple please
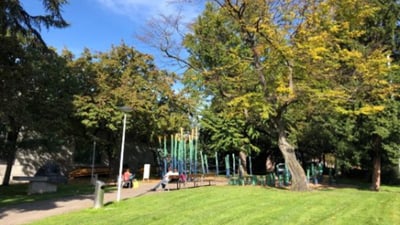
(0, 175, 126, 219)
(0, 192, 94, 220)
(0, 183, 95, 204)
(309, 177, 400, 193)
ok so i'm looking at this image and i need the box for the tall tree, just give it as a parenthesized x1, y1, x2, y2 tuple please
(72, 43, 191, 171)
(0, 0, 69, 185)
(184, 1, 316, 191)
(0, 0, 68, 45)
(184, 0, 397, 191)
(323, 0, 400, 191)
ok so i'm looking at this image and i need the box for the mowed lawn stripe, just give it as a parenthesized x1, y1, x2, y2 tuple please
(30, 186, 400, 225)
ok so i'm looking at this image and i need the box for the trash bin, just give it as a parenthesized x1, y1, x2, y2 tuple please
(94, 180, 105, 208)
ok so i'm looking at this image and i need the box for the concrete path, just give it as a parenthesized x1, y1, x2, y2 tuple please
(0, 181, 158, 225)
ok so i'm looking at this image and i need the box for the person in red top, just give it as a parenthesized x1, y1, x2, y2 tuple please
(122, 168, 133, 188)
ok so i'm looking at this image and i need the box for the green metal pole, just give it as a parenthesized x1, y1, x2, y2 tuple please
(163, 136, 167, 174)
(249, 156, 253, 176)
(215, 152, 219, 175)
(205, 154, 209, 174)
(225, 155, 230, 177)
(189, 136, 193, 175)
(174, 133, 178, 170)
(200, 151, 205, 174)
(170, 134, 173, 169)
(232, 153, 236, 177)
(183, 133, 187, 173)
(194, 128, 198, 174)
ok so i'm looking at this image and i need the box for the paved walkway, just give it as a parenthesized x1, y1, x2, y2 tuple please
(0, 181, 159, 225)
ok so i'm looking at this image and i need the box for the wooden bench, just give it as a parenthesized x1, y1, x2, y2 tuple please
(189, 173, 216, 187)
(167, 175, 183, 190)
(202, 173, 216, 186)
(188, 174, 201, 187)
(68, 167, 111, 179)
(164, 173, 217, 190)
(13, 176, 57, 194)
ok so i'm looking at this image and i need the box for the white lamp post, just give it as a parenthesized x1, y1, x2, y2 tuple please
(116, 106, 132, 202)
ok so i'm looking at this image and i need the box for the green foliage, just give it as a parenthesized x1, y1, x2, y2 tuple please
(200, 110, 260, 154)
(0, 35, 76, 154)
(0, 0, 69, 46)
(182, 0, 400, 187)
(0, 0, 71, 185)
(70, 43, 192, 165)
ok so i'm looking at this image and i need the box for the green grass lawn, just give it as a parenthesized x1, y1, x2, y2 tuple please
(28, 185, 400, 225)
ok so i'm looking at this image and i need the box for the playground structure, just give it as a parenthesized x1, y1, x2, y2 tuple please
(155, 128, 333, 188)
(156, 127, 231, 181)
(156, 128, 203, 178)
(155, 128, 248, 180)
(227, 159, 291, 187)
(154, 128, 282, 187)
(306, 162, 324, 185)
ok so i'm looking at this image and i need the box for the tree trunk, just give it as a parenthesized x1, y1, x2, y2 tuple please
(371, 150, 381, 191)
(2, 155, 15, 186)
(370, 134, 381, 191)
(278, 129, 309, 191)
(2, 125, 19, 186)
(239, 151, 248, 176)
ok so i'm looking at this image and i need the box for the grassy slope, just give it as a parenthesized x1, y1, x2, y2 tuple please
(30, 185, 400, 225)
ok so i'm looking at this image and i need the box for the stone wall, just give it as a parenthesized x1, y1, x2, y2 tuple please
(0, 146, 73, 183)
(0, 141, 159, 183)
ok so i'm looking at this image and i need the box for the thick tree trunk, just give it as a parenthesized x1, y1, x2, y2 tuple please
(2, 156, 15, 186)
(371, 150, 381, 191)
(278, 130, 309, 191)
(370, 135, 381, 191)
(2, 127, 19, 186)
(239, 151, 248, 176)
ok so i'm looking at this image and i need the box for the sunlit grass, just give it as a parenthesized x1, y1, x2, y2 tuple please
(29, 185, 400, 225)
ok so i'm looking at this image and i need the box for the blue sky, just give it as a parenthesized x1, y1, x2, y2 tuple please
(21, 0, 204, 70)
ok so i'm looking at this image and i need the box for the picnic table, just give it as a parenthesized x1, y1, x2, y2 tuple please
(189, 173, 216, 187)
(13, 176, 58, 194)
(166, 173, 217, 190)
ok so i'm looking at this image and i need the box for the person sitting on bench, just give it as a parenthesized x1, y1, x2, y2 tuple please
(150, 167, 178, 191)
(122, 168, 134, 188)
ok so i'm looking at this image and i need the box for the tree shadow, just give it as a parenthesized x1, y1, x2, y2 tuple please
(0, 194, 93, 220)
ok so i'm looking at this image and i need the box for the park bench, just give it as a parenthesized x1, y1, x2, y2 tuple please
(167, 175, 183, 190)
(189, 173, 216, 187)
(68, 167, 111, 179)
(202, 173, 216, 186)
(164, 173, 217, 190)
(13, 176, 58, 194)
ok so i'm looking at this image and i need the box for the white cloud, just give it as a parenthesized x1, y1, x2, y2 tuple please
(96, 0, 203, 23)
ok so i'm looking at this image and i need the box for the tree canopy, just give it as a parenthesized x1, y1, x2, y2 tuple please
(0, 0, 69, 185)
(71, 43, 193, 167)
(2, 0, 400, 191)
(178, 0, 400, 191)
